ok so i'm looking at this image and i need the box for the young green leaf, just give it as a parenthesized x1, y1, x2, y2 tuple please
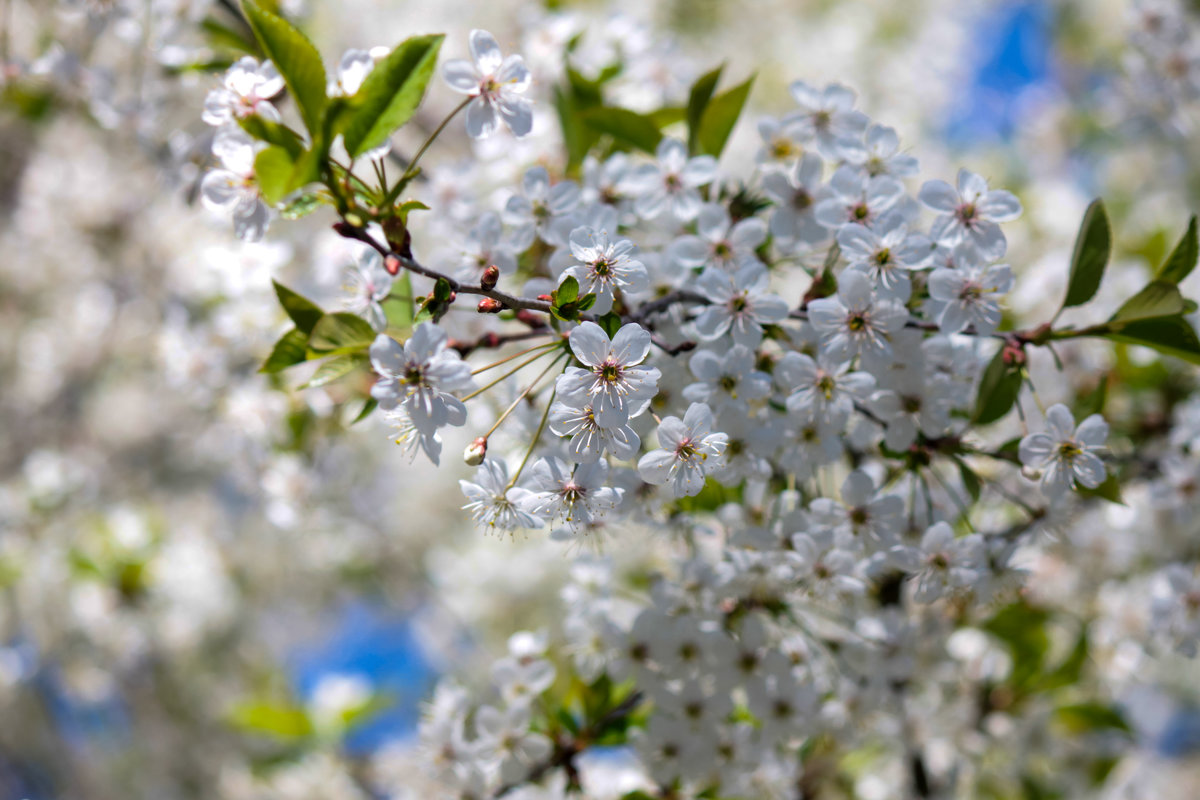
(240, 0, 328, 137)
(1156, 215, 1198, 284)
(301, 354, 365, 388)
(260, 328, 309, 373)
(1099, 315, 1200, 365)
(579, 106, 663, 154)
(238, 114, 304, 156)
(253, 145, 297, 205)
(1108, 280, 1187, 324)
(555, 275, 580, 305)
(308, 312, 376, 352)
(695, 73, 755, 158)
(1076, 473, 1124, 506)
(340, 34, 445, 159)
(1060, 199, 1111, 311)
(272, 280, 324, 333)
(973, 346, 1023, 425)
(280, 192, 322, 219)
(686, 64, 723, 154)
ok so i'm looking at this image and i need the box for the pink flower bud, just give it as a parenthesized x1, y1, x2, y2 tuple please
(481, 265, 500, 290)
(464, 437, 488, 466)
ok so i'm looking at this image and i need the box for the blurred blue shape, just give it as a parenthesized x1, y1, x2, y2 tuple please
(944, 1, 1053, 145)
(1156, 707, 1200, 758)
(288, 599, 437, 754)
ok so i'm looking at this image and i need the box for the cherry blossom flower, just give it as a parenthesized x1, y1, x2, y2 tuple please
(927, 262, 1013, 336)
(638, 403, 729, 497)
(692, 265, 791, 349)
(459, 459, 543, 531)
(918, 168, 1022, 260)
(556, 322, 661, 428)
(202, 56, 283, 126)
(670, 203, 768, 272)
(784, 80, 869, 160)
(806, 270, 908, 364)
(628, 137, 718, 222)
(369, 323, 474, 434)
(1019, 404, 1109, 497)
(341, 249, 393, 331)
(523, 458, 622, 531)
(443, 29, 533, 139)
(560, 226, 647, 315)
(837, 213, 933, 302)
(199, 129, 270, 241)
(774, 351, 876, 430)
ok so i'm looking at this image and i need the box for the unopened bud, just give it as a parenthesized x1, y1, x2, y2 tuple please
(464, 437, 488, 466)
(1020, 465, 1042, 482)
(1002, 342, 1026, 367)
(537, 293, 553, 302)
(478, 298, 503, 313)
(343, 212, 365, 228)
(384, 255, 402, 275)
(481, 265, 500, 290)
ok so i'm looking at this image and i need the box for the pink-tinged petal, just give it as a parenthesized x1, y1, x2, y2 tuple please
(468, 29, 503, 75)
(610, 323, 651, 365)
(497, 96, 533, 137)
(1075, 415, 1109, 447)
(696, 204, 729, 241)
(1072, 452, 1106, 488)
(1045, 404, 1076, 441)
(638, 449, 678, 485)
(841, 469, 875, 506)
(1018, 433, 1055, 466)
(978, 190, 1022, 221)
(496, 55, 531, 90)
(918, 179, 959, 212)
(442, 59, 479, 93)
(956, 168, 988, 201)
(465, 97, 498, 139)
(568, 321, 611, 366)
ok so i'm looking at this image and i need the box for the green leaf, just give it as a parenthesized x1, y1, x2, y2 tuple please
(1077, 472, 1124, 505)
(647, 105, 686, 128)
(383, 272, 414, 330)
(1156, 215, 1198, 284)
(577, 293, 597, 311)
(200, 17, 257, 55)
(983, 601, 1050, 690)
(237, 114, 304, 156)
(955, 458, 982, 503)
(1100, 315, 1200, 365)
(556, 275, 579, 305)
(1109, 280, 1187, 324)
(351, 396, 378, 424)
(254, 145, 297, 205)
(972, 346, 1023, 425)
(272, 280, 324, 333)
(309, 312, 376, 352)
(686, 64, 723, 154)
(301, 354, 365, 388)
(260, 328, 309, 373)
(340, 34, 444, 158)
(1061, 199, 1111, 310)
(580, 106, 663, 154)
(241, 0, 328, 137)
(229, 701, 314, 740)
(598, 312, 622, 338)
(280, 192, 322, 219)
(1054, 703, 1131, 735)
(695, 72, 755, 158)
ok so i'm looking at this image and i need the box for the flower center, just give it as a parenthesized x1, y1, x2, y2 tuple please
(851, 203, 870, 221)
(847, 313, 867, 332)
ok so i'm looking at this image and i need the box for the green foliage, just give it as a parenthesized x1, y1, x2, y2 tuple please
(238, 114, 304, 156)
(308, 312, 376, 353)
(280, 192, 323, 219)
(260, 328, 309, 373)
(686, 64, 724, 154)
(1060, 199, 1111, 311)
(240, 0, 328, 137)
(973, 346, 1023, 425)
(273, 281, 324, 333)
(339, 34, 445, 158)
(550, 276, 595, 321)
(694, 73, 755, 158)
(301, 354, 366, 388)
(1156, 214, 1198, 284)
(1101, 315, 1200, 365)
(253, 145, 298, 205)
(580, 106, 664, 154)
(229, 700, 314, 740)
(1054, 703, 1131, 735)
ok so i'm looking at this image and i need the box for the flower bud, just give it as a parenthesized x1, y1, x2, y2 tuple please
(1002, 342, 1026, 367)
(384, 255, 402, 275)
(481, 265, 500, 290)
(464, 437, 488, 466)
(343, 212, 365, 229)
(478, 298, 503, 313)
(515, 310, 542, 327)
(1020, 465, 1042, 482)
(537, 293, 553, 302)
